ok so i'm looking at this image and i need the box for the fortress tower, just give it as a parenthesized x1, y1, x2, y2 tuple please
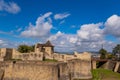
(35, 41, 54, 55)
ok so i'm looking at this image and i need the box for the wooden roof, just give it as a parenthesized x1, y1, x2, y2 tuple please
(37, 40, 54, 48)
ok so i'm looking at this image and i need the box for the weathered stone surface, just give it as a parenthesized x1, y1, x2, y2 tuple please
(0, 51, 92, 80)
(74, 52, 91, 61)
(0, 60, 92, 80)
(114, 62, 120, 72)
(105, 61, 116, 70)
(0, 69, 4, 80)
(54, 52, 92, 62)
(58, 63, 69, 80)
(0, 48, 13, 61)
(2, 61, 58, 80)
(117, 62, 120, 73)
(68, 59, 92, 80)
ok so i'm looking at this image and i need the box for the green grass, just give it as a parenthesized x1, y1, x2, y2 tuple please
(43, 59, 58, 62)
(92, 69, 102, 80)
(74, 79, 92, 80)
(92, 68, 120, 80)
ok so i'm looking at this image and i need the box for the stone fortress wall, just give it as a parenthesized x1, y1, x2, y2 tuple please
(0, 48, 44, 61)
(0, 41, 92, 80)
(0, 58, 92, 80)
(0, 48, 91, 62)
(1, 61, 58, 80)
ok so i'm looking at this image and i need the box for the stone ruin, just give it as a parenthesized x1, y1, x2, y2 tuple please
(0, 57, 92, 80)
(0, 41, 92, 80)
(0, 41, 91, 62)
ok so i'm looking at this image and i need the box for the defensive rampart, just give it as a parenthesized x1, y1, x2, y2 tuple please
(0, 59, 92, 80)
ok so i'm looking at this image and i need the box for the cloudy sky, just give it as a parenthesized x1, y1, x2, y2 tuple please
(0, 0, 120, 52)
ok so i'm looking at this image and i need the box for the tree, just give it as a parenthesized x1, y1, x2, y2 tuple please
(113, 44, 120, 55)
(29, 45, 35, 52)
(99, 48, 107, 59)
(107, 53, 114, 59)
(112, 44, 120, 60)
(17, 45, 34, 53)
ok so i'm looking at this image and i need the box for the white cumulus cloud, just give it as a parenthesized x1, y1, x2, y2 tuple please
(21, 12, 53, 38)
(48, 31, 64, 41)
(47, 22, 114, 52)
(0, 39, 20, 48)
(104, 14, 120, 37)
(77, 23, 104, 41)
(0, 39, 5, 44)
(47, 31, 78, 52)
(0, 0, 20, 14)
(54, 13, 70, 20)
(19, 12, 119, 52)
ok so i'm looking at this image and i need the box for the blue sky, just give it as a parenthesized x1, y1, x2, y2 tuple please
(0, 0, 120, 52)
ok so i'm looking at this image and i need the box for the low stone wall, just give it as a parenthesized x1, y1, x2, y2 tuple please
(58, 59, 92, 80)
(58, 63, 69, 80)
(106, 61, 117, 71)
(118, 63, 120, 73)
(101, 61, 120, 73)
(68, 59, 92, 80)
(1, 61, 58, 80)
(0, 59, 92, 80)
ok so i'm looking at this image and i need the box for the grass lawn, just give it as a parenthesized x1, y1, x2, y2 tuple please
(92, 68, 120, 80)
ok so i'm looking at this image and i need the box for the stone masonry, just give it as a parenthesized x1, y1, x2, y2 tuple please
(0, 59, 92, 80)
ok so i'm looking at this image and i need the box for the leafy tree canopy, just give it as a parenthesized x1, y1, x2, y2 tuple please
(99, 48, 107, 59)
(113, 44, 120, 55)
(17, 45, 35, 53)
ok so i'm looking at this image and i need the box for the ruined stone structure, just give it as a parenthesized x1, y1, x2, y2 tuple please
(18, 52, 44, 61)
(35, 40, 54, 55)
(0, 41, 94, 80)
(54, 51, 91, 62)
(91, 59, 120, 73)
(114, 62, 120, 72)
(0, 41, 93, 63)
(103, 61, 120, 73)
(0, 48, 13, 61)
(0, 59, 92, 80)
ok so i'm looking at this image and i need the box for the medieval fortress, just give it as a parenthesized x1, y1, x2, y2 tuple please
(0, 41, 91, 62)
(0, 41, 92, 80)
